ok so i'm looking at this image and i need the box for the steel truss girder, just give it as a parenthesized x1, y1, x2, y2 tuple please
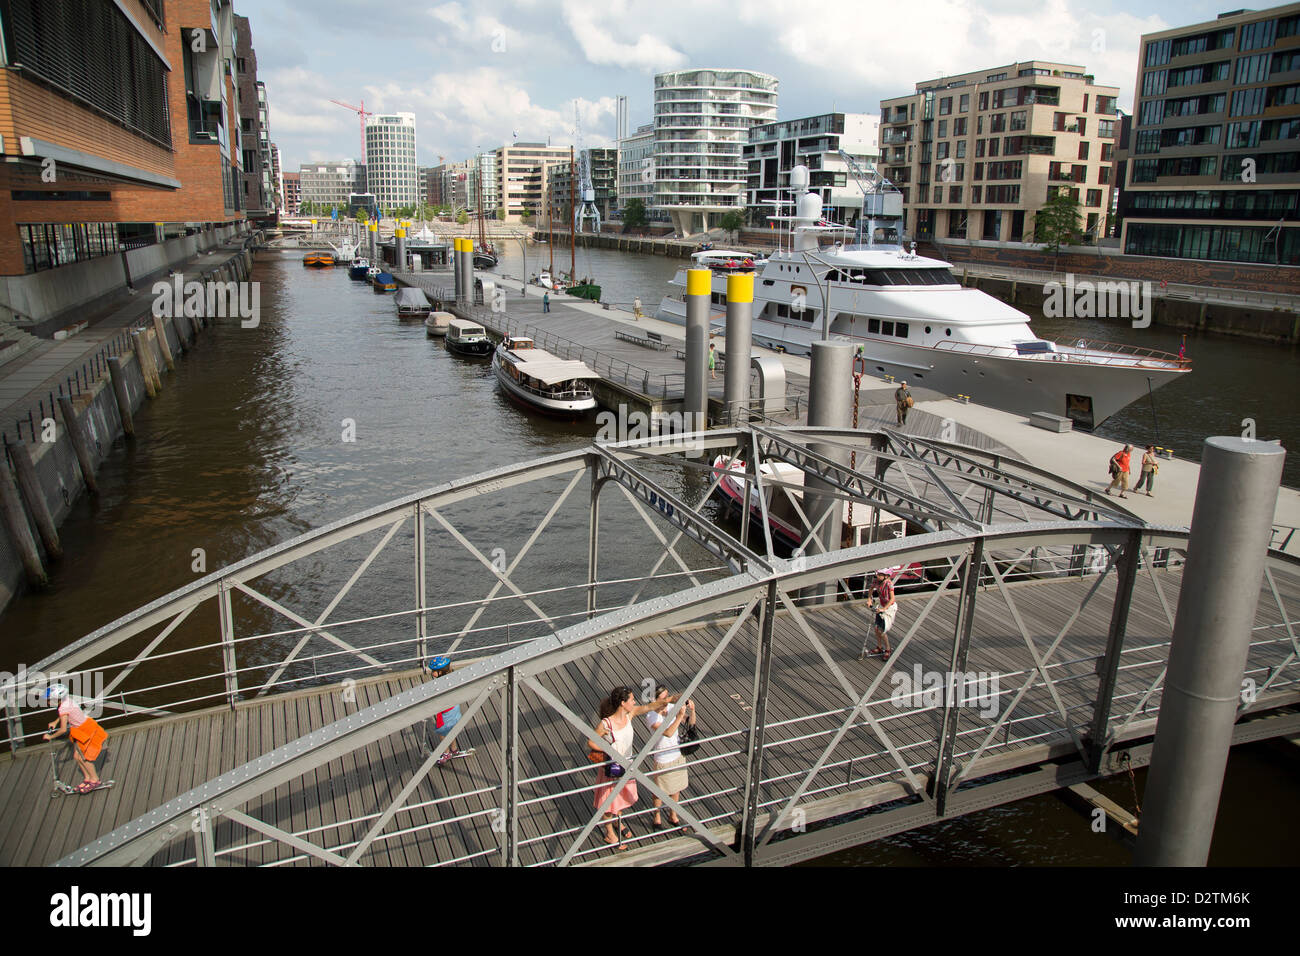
(751, 427, 977, 533)
(589, 446, 768, 575)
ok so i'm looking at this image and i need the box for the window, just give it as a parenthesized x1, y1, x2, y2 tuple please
(949, 185, 962, 203)
(1143, 70, 1168, 96)
(1236, 54, 1270, 85)
(1231, 87, 1266, 116)
(978, 91, 989, 110)
(987, 139, 999, 157)
(956, 140, 967, 158)
(937, 120, 948, 138)
(974, 162, 984, 180)
(1240, 18, 1277, 51)
(1226, 121, 1261, 149)
(953, 117, 967, 136)
(976, 139, 986, 158)
(1009, 110, 1026, 131)
(1098, 119, 1115, 138)
(971, 186, 981, 203)
(1098, 166, 1111, 185)
(1102, 143, 1114, 161)
(1145, 38, 1172, 66)
(959, 94, 970, 112)
(1078, 141, 1090, 160)
(1086, 189, 1102, 207)
(939, 97, 952, 115)
(990, 113, 1006, 133)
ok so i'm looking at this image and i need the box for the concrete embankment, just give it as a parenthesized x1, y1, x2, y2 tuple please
(0, 242, 256, 615)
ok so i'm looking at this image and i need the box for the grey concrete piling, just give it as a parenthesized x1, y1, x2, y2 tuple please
(395, 227, 407, 275)
(1132, 436, 1286, 866)
(8, 441, 60, 560)
(131, 331, 158, 399)
(107, 356, 135, 437)
(152, 313, 175, 371)
(801, 340, 855, 604)
(684, 268, 710, 432)
(57, 396, 98, 496)
(723, 273, 754, 425)
(0, 458, 46, 588)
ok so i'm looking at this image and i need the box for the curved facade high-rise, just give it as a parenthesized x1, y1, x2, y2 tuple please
(653, 68, 778, 236)
(364, 112, 418, 213)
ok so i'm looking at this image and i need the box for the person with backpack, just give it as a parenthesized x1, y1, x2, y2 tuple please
(895, 381, 913, 426)
(1134, 445, 1159, 496)
(1106, 444, 1132, 498)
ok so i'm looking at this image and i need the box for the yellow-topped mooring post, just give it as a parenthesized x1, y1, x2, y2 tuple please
(368, 220, 378, 264)
(395, 226, 407, 273)
(723, 272, 754, 425)
(685, 268, 712, 432)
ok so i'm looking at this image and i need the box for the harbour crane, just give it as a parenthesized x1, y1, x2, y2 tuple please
(573, 103, 601, 233)
(330, 99, 372, 165)
(838, 149, 899, 247)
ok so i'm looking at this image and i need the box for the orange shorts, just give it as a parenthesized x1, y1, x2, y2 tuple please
(70, 717, 107, 763)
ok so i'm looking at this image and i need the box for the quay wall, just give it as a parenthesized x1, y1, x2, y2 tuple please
(0, 245, 250, 616)
(0, 225, 244, 330)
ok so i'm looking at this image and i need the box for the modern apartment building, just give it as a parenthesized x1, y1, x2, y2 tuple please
(364, 112, 418, 212)
(282, 172, 302, 215)
(744, 113, 881, 227)
(467, 152, 500, 217)
(879, 62, 1120, 243)
(546, 148, 619, 226)
(1120, 4, 1300, 265)
(653, 68, 779, 235)
(495, 143, 571, 222)
(617, 123, 659, 218)
(269, 143, 283, 217)
(233, 17, 271, 222)
(299, 160, 366, 210)
(0, 0, 247, 287)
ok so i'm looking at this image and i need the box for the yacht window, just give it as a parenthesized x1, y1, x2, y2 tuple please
(895, 323, 909, 338)
(925, 326, 932, 334)
(775, 303, 789, 318)
(762, 279, 775, 286)
(827, 270, 840, 282)
(946, 328, 952, 336)
(868, 318, 880, 334)
(881, 321, 894, 336)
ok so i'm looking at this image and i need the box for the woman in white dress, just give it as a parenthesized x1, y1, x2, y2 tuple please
(643, 686, 694, 828)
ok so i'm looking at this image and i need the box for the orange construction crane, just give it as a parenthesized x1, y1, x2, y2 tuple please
(330, 99, 372, 164)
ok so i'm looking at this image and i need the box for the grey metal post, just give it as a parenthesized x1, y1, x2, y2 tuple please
(217, 582, 240, 709)
(395, 228, 407, 274)
(106, 356, 134, 437)
(503, 666, 519, 866)
(723, 274, 754, 425)
(1132, 436, 1285, 866)
(801, 340, 854, 604)
(368, 224, 378, 265)
(934, 537, 983, 815)
(8, 441, 60, 560)
(414, 502, 428, 662)
(740, 581, 778, 865)
(684, 268, 710, 434)
(587, 459, 601, 618)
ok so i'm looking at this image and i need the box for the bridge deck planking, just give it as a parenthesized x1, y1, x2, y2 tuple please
(3, 567, 1297, 867)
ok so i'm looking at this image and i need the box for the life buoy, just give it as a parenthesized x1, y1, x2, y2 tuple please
(1159, 279, 1169, 290)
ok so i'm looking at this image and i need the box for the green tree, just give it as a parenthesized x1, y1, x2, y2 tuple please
(623, 198, 647, 228)
(356, 209, 369, 223)
(719, 210, 745, 243)
(456, 209, 469, 225)
(1034, 188, 1082, 271)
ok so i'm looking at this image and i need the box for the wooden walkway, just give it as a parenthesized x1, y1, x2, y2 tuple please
(2, 565, 1295, 867)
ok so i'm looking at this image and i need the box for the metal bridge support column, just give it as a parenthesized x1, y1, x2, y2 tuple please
(587, 459, 601, 618)
(800, 341, 854, 606)
(414, 502, 428, 663)
(502, 665, 519, 866)
(934, 537, 982, 815)
(740, 582, 778, 865)
(684, 269, 710, 435)
(1133, 437, 1285, 866)
(723, 274, 754, 425)
(217, 583, 239, 709)
(1087, 528, 1143, 773)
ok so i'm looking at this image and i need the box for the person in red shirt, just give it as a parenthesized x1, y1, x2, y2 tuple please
(861, 571, 898, 660)
(1105, 444, 1132, 498)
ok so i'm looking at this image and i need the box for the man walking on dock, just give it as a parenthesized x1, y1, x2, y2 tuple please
(1106, 444, 1132, 498)
(543, 292, 550, 313)
(895, 381, 912, 427)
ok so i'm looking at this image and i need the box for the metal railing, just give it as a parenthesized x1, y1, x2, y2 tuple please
(932, 337, 1189, 368)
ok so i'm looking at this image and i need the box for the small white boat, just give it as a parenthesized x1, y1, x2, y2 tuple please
(445, 317, 492, 356)
(532, 271, 554, 290)
(492, 335, 599, 415)
(424, 310, 453, 337)
(366, 266, 382, 284)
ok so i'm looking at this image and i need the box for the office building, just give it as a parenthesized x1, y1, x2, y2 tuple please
(879, 61, 1120, 242)
(1120, 3, 1300, 264)
(299, 160, 366, 210)
(0, 0, 247, 293)
(364, 112, 418, 211)
(496, 143, 571, 222)
(744, 113, 881, 227)
(652, 68, 779, 235)
(617, 123, 659, 218)
(467, 152, 500, 217)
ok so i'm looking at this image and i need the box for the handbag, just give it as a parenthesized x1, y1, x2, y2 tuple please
(589, 719, 626, 777)
(678, 717, 700, 756)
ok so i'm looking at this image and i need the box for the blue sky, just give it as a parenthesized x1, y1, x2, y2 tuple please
(252, 0, 1239, 170)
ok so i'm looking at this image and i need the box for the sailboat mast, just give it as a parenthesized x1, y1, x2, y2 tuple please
(548, 191, 554, 274)
(569, 146, 576, 280)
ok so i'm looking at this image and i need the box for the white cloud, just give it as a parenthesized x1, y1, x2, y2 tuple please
(560, 0, 689, 72)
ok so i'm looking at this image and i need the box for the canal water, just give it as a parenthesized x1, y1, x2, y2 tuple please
(3, 249, 1296, 865)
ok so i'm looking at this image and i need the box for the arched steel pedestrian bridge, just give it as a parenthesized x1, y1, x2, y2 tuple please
(2, 425, 1297, 867)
